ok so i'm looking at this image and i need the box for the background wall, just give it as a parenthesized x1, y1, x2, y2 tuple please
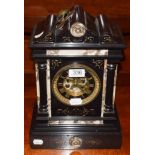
(24, 0, 130, 35)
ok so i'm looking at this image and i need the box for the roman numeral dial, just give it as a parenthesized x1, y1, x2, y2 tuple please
(52, 64, 101, 106)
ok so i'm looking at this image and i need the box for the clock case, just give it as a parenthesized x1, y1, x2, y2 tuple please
(29, 5, 125, 149)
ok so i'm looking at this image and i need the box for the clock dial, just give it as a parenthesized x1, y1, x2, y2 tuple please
(70, 22, 86, 37)
(52, 64, 101, 106)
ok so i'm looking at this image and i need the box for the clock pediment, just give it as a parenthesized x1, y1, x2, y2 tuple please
(30, 5, 125, 49)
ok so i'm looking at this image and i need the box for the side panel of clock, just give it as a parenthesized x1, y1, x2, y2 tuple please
(49, 57, 105, 117)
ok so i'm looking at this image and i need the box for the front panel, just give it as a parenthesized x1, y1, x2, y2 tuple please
(49, 56, 106, 116)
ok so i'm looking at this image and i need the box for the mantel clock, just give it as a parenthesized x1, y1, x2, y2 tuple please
(29, 5, 125, 149)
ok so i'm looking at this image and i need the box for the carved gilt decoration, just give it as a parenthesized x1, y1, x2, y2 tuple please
(92, 59, 104, 69)
(50, 59, 62, 69)
(56, 107, 95, 116)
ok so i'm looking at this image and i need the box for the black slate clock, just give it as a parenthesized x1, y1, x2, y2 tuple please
(29, 5, 125, 149)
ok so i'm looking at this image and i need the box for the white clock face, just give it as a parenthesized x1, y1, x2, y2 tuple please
(70, 22, 86, 37)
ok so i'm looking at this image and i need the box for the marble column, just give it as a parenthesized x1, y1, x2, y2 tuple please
(38, 63, 48, 113)
(105, 64, 116, 112)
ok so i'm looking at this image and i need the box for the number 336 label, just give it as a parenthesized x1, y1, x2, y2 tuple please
(69, 69, 85, 77)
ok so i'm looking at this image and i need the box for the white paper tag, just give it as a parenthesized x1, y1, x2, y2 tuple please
(70, 98, 82, 105)
(33, 139, 43, 145)
(69, 69, 85, 77)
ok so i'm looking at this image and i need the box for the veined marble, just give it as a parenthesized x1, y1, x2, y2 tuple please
(112, 65, 118, 106)
(35, 63, 40, 108)
(46, 60, 51, 117)
(46, 49, 108, 56)
(101, 60, 107, 117)
(48, 120, 103, 125)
